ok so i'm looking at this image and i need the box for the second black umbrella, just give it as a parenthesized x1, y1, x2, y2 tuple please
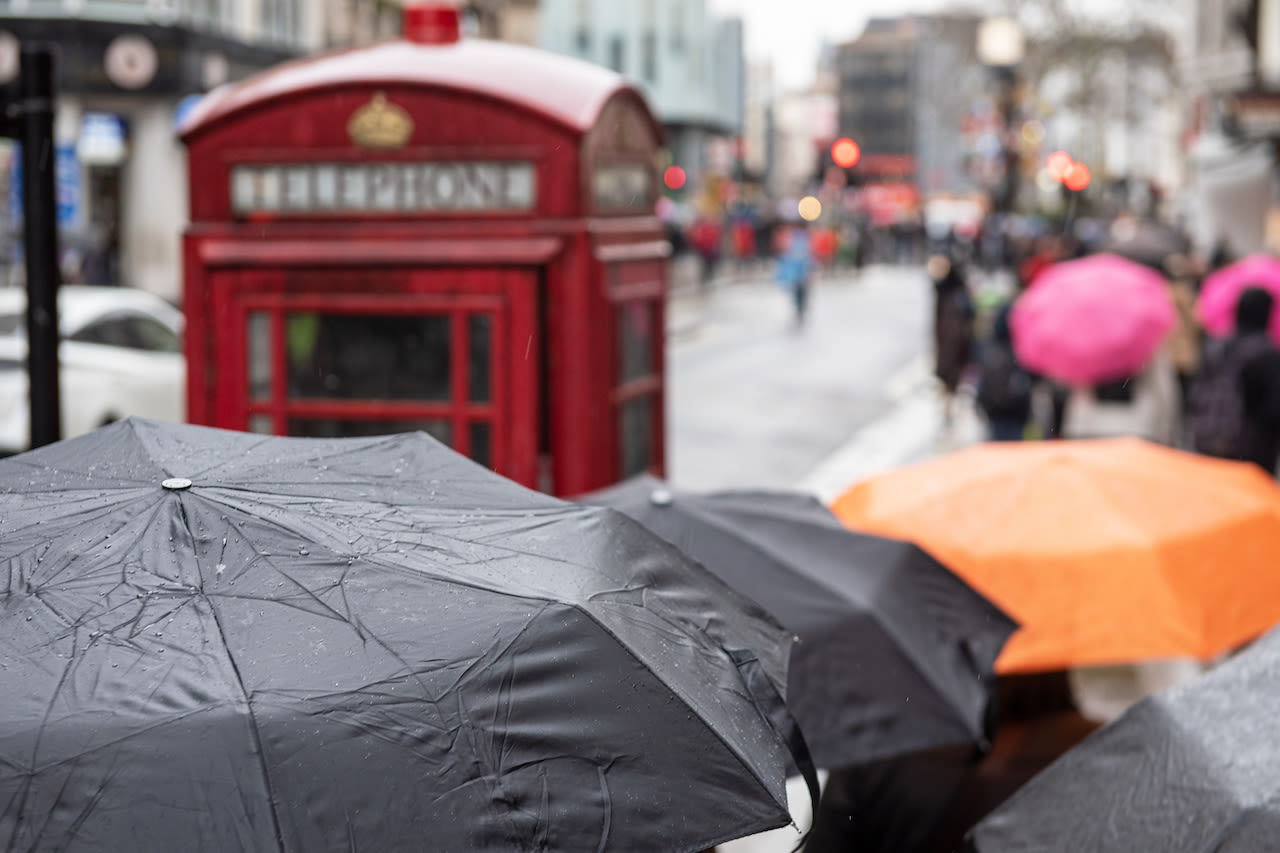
(581, 476, 1017, 768)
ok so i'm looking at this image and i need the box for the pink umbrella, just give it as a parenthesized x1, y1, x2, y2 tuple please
(1196, 254, 1280, 343)
(1010, 253, 1176, 386)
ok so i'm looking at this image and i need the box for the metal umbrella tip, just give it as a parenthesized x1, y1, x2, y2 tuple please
(649, 488, 674, 507)
(162, 478, 193, 490)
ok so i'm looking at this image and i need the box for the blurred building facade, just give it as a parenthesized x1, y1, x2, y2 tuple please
(0, 0, 399, 300)
(1179, 0, 1273, 254)
(836, 18, 918, 185)
(834, 14, 989, 201)
(537, 0, 745, 198)
(462, 0, 538, 44)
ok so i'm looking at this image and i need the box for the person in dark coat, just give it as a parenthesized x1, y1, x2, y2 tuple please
(1235, 288, 1280, 473)
(976, 305, 1033, 442)
(929, 254, 975, 427)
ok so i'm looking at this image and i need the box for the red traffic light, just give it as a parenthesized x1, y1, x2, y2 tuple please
(1063, 162, 1091, 192)
(1046, 151, 1073, 181)
(663, 165, 687, 191)
(831, 137, 861, 169)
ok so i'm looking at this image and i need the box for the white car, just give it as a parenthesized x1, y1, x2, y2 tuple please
(0, 285, 186, 455)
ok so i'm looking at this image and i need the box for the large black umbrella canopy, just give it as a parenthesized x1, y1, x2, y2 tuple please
(580, 475, 1017, 768)
(968, 627, 1280, 852)
(0, 419, 808, 853)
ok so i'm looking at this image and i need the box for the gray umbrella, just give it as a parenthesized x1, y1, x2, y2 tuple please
(581, 475, 1017, 769)
(0, 419, 816, 852)
(967, 627, 1280, 852)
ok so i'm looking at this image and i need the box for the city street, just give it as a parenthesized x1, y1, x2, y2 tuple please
(666, 262, 988, 853)
(667, 263, 984, 500)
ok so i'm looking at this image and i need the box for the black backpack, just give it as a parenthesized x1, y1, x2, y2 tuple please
(977, 341, 1032, 418)
(1189, 335, 1274, 458)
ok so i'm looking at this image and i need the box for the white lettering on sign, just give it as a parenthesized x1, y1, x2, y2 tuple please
(230, 162, 537, 215)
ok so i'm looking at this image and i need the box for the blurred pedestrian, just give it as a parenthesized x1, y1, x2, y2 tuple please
(929, 254, 975, 428)
(1163, 253, 1205, 428)
(689, 216, 722, 290)
(1189, 287, 1280, 474)
(1209, 234, 1236, 272)
(1061, 349, 1181, 446)
(976, 306, 1033, 441)
(775, 221, 816, 327)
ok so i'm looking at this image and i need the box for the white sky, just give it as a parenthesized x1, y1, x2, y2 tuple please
(708, 0, 977, 91)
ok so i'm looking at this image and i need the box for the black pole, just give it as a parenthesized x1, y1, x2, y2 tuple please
(19, 44, 60, 449)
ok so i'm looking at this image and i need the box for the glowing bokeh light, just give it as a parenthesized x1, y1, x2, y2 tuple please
(1035, 169, 1060, 194)
(1021, 120, 1045, 147)
(1046, 151, 1073, 181)
(798, 196, 823, 222)
(831, 137, 861, 169)
(663, 165, 687, 190)
(1063, 162, 1091, 192)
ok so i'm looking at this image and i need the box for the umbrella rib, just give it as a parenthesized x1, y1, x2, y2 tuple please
(568, 604, 792, 833)
(171, 499, 288, 853)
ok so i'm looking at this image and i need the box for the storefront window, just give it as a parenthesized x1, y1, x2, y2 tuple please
(247, 310, 271, 400)
(288, 418, 452, 445)
(618, 396, 653, 478)
(469, 422, 492, 469)
(286, 312, 450, 401)
(469, 314, 491, 402)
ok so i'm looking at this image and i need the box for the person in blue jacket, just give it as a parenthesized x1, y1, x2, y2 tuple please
(776, 221, 817, 326)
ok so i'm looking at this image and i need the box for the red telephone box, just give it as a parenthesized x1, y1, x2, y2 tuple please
(180, 5, 668, 497)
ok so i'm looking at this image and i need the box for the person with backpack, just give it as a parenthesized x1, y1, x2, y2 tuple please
(1190, 287, 1280, 474)
(977, 305, 1033, 441)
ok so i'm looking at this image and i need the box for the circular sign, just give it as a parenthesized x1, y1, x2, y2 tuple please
(0, 32, 18, 85)
(104, 35, 158, 90)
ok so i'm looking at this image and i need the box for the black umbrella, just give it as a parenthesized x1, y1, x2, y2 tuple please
(967, 628, 1280, 852)
(580, 476, 1017, 768)
(0, 419, 818, 852)
(1098, 220, 1188, 271)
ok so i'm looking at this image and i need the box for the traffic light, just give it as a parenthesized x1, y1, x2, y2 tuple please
(831, 137, 861, 169)
(1063, 162, 1091, 192)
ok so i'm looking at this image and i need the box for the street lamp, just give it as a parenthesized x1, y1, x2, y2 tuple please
(978, 16, 1026, 215)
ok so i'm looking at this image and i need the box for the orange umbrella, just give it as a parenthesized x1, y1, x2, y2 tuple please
(830, 438, 1280, 674)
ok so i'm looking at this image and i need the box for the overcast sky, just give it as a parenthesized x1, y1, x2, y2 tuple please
(708, 0, 974, 91)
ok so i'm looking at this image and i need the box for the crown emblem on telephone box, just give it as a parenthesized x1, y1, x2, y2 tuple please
(348, 92, 414, 150)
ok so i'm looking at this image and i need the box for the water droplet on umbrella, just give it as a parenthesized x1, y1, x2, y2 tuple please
(299, 547, 310, 556)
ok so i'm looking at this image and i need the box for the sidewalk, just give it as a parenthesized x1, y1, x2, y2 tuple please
(796, 384, 986, 504)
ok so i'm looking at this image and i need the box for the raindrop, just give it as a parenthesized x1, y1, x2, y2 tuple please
(298, 546, 310, 556)
(25, 615, 32, 622)
(216, 564, 226, 575)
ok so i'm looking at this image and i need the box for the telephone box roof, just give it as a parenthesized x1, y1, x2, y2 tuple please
(179, 38, 661, 141)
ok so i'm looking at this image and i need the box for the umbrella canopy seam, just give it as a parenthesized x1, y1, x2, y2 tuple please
(169, 493, 289, 853)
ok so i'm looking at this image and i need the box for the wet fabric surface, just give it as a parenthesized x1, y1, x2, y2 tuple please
(968, 627, 1280, 852)
(582, 476, 1016, 768)
(0, 419, 801, 852)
